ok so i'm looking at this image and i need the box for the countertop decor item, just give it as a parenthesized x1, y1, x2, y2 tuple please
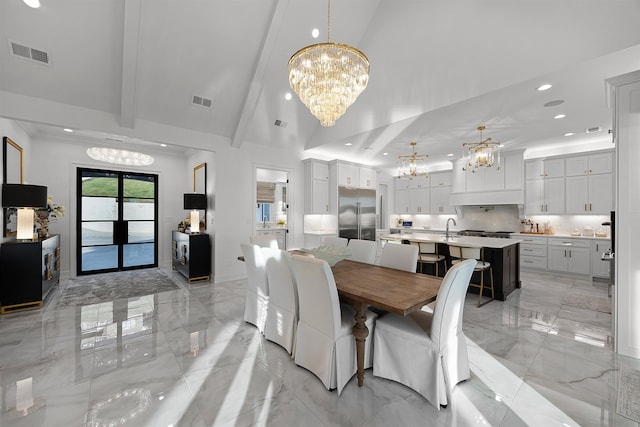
(288, 0, 369, 127)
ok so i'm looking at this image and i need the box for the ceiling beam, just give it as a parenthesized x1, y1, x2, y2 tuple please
(231, 0, 290, 148)
(120, 0, 143, 129)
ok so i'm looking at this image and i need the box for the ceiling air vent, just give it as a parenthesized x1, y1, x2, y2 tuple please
(274, 119, 288, 128)
(9, 40, 51, 66)
(191, 95, 212, 109)
(585, 126, 602, 134)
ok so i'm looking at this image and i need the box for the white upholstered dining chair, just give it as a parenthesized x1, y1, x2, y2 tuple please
(378, 242, 419, 272)
(251, 235, 279, 249)
(263, 248, 298, 355)
(240, 243, 269, 333)
(322, 236, 348, 247)
(290, 255, 377, 395)
(372, 258, 476, 408)
(346, 239, 377, 264)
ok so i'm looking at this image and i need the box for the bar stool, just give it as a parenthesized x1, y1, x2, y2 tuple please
(410, 241, 447, 277)
(448, 245, 494, 307)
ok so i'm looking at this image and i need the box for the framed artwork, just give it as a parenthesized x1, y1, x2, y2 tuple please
(193, 162, 207, 230)
(3, 136, 24, 237)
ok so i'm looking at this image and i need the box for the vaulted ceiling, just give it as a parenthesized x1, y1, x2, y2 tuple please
(1, 0, 639, 171)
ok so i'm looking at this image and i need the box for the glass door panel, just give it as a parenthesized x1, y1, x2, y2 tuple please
(78, 168, 158, 275)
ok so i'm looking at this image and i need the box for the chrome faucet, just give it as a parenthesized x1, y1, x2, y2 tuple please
(446, 218, 457, 240)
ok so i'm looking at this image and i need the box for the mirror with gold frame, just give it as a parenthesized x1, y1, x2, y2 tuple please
(193, 163, 207, 230)
(3, 136, 24, 237)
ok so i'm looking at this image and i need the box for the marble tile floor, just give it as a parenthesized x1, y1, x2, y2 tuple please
(0, 268, 638, 426)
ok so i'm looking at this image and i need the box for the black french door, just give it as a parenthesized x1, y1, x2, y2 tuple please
(77, 168, 158, 275)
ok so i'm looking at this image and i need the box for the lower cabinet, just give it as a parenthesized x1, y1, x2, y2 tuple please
(591, 240, 611, 279)
(547, 239, 590, 274)
(256, 229, 286, 250)
(0, 234, 60, 313)
(172, 231, 211, 283)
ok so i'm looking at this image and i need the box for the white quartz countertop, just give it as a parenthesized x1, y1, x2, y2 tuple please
(381, 233, 521, 249)
(256, 227, 286, 232)
(303, 230, 337, 235)
(512, 232, 610, 240)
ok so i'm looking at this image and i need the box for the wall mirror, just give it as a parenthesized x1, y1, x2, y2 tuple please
(3, 136, 24, 237)
(193, 162, 207, 230)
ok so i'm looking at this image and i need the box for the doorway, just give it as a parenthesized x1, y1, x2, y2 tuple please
(255, 167, 289, 249)
(77, 168, 158, 275)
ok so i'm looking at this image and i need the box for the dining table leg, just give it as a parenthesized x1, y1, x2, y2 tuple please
(351, 301, 369, 387)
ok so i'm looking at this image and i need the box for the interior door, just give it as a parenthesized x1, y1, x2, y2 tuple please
(77, 168, 158, 275)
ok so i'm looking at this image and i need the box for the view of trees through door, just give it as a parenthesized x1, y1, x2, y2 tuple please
(77, 168, 158, 275)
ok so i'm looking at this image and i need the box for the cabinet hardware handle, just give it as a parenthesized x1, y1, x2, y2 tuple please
(585, 203, 588, 212)
(589, 203, 592, 211)
(565, 249, 567, 257)
(596, 244, 599, 251)
(569, 250, 572, 258)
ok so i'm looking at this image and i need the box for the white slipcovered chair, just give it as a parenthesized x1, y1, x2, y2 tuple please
(240, 243, 269, 333)
(290, 255, 377, 395)
(263, 248, 298, 355)
(251, 235, 279, 249)
(372, 258, 476, 408)
(322, 236, 348, 247)
(379, 242, 419, 272)
(346, 239, 377, 264)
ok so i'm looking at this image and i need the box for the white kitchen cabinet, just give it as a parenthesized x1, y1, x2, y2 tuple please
(451, 159, 466, 193)
(408, 176, 430, 189)
(430, 171, 451, 187)
(547, 239, 590, 274)
(395, 179, 409, 214)
(337, 162, 359, 187)
(591, 240, 611, 279)
(359, 167, 377, 189)
(409, 187, 429, 214)
(526, 158, 564, 180)
(519, 235, 548, 270)
(465, 164, 504, 192)
(430, 185, 454, 214)
(525, 177, 564, 214)
(304, 160, 330, 214)
(565, 174, 613, 214)
(565, 152, 613, 176)
(503, 151, 524, 190)
(257, 229, 286, 250)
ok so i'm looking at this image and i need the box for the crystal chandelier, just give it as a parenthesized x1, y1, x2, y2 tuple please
(462, 126, 501, 173)
(288, 0, 370, 127)
(86, 147, 154, 166)
(397, 142, 429, 179)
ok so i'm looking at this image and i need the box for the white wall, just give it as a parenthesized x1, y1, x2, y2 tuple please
(28, 134, 189, 278)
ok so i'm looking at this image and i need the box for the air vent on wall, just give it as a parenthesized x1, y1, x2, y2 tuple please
(191, 95, 212, 109)
(586, 126, 602, 134)
(274, 119, 288, 128)
(9, 40, 51, 66)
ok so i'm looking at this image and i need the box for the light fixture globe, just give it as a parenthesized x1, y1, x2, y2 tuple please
(288, 42, 369, 127)
(86, 147, 154, 166)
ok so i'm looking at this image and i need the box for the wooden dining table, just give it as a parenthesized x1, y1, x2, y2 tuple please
(330, 259, 442, 387)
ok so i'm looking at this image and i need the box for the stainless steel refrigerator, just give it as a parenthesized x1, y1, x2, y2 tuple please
(338, 187, 376, 241)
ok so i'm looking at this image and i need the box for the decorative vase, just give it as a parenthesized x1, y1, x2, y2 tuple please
(36, 212, 49, 238)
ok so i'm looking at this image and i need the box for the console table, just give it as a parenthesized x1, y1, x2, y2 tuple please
(172, 231, 211, 283)
(0, 234, 60, 314)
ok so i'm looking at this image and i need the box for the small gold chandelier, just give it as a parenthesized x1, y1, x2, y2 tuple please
(288, 0, 370, 127)
(397, 142, 429, 179)
(462, 126, 501, 173)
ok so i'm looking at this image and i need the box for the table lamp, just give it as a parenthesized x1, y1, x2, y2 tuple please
(2, 184, 47, 240)
(183, 193, 206, 233)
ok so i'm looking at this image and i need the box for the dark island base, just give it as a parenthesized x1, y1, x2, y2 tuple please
(417, 242, 521, 301)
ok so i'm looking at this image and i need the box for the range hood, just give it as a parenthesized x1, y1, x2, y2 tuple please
(256, 181, 275, 203)
(448, 189, 524, 206)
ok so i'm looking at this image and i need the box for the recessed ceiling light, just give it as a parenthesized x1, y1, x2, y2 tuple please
(554, 114, 566, 119)
(311, 28, 320, 38)
(160, 143, 167, 147)
(564, 132, 574, 137)
(284, 92, 292, 101)
(63, 128, 73, 132)
(498, 144, 505, 148)
(544, 100, 565, 107)
(23, 0, 40, 8)
(383, 152, 389, 156)
(447, 153, 454, 157)
(345, 142, 353, 146)
(537, 84, 552, 91)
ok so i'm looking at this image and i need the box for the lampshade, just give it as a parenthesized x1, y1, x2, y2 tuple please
(183, 193, 206, 210)
(2, 184, 47, 208)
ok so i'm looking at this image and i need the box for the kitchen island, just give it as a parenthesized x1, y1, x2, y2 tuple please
(381, 233, 521, 301)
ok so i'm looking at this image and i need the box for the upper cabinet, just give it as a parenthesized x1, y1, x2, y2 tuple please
(304, 159, 330, 214)
(524, 150, 614, 215)
(359, 167, 377, 189)
(393, 171, 453, 214)
(565, 152, 613, 176)
(335, 161, 377, 189)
